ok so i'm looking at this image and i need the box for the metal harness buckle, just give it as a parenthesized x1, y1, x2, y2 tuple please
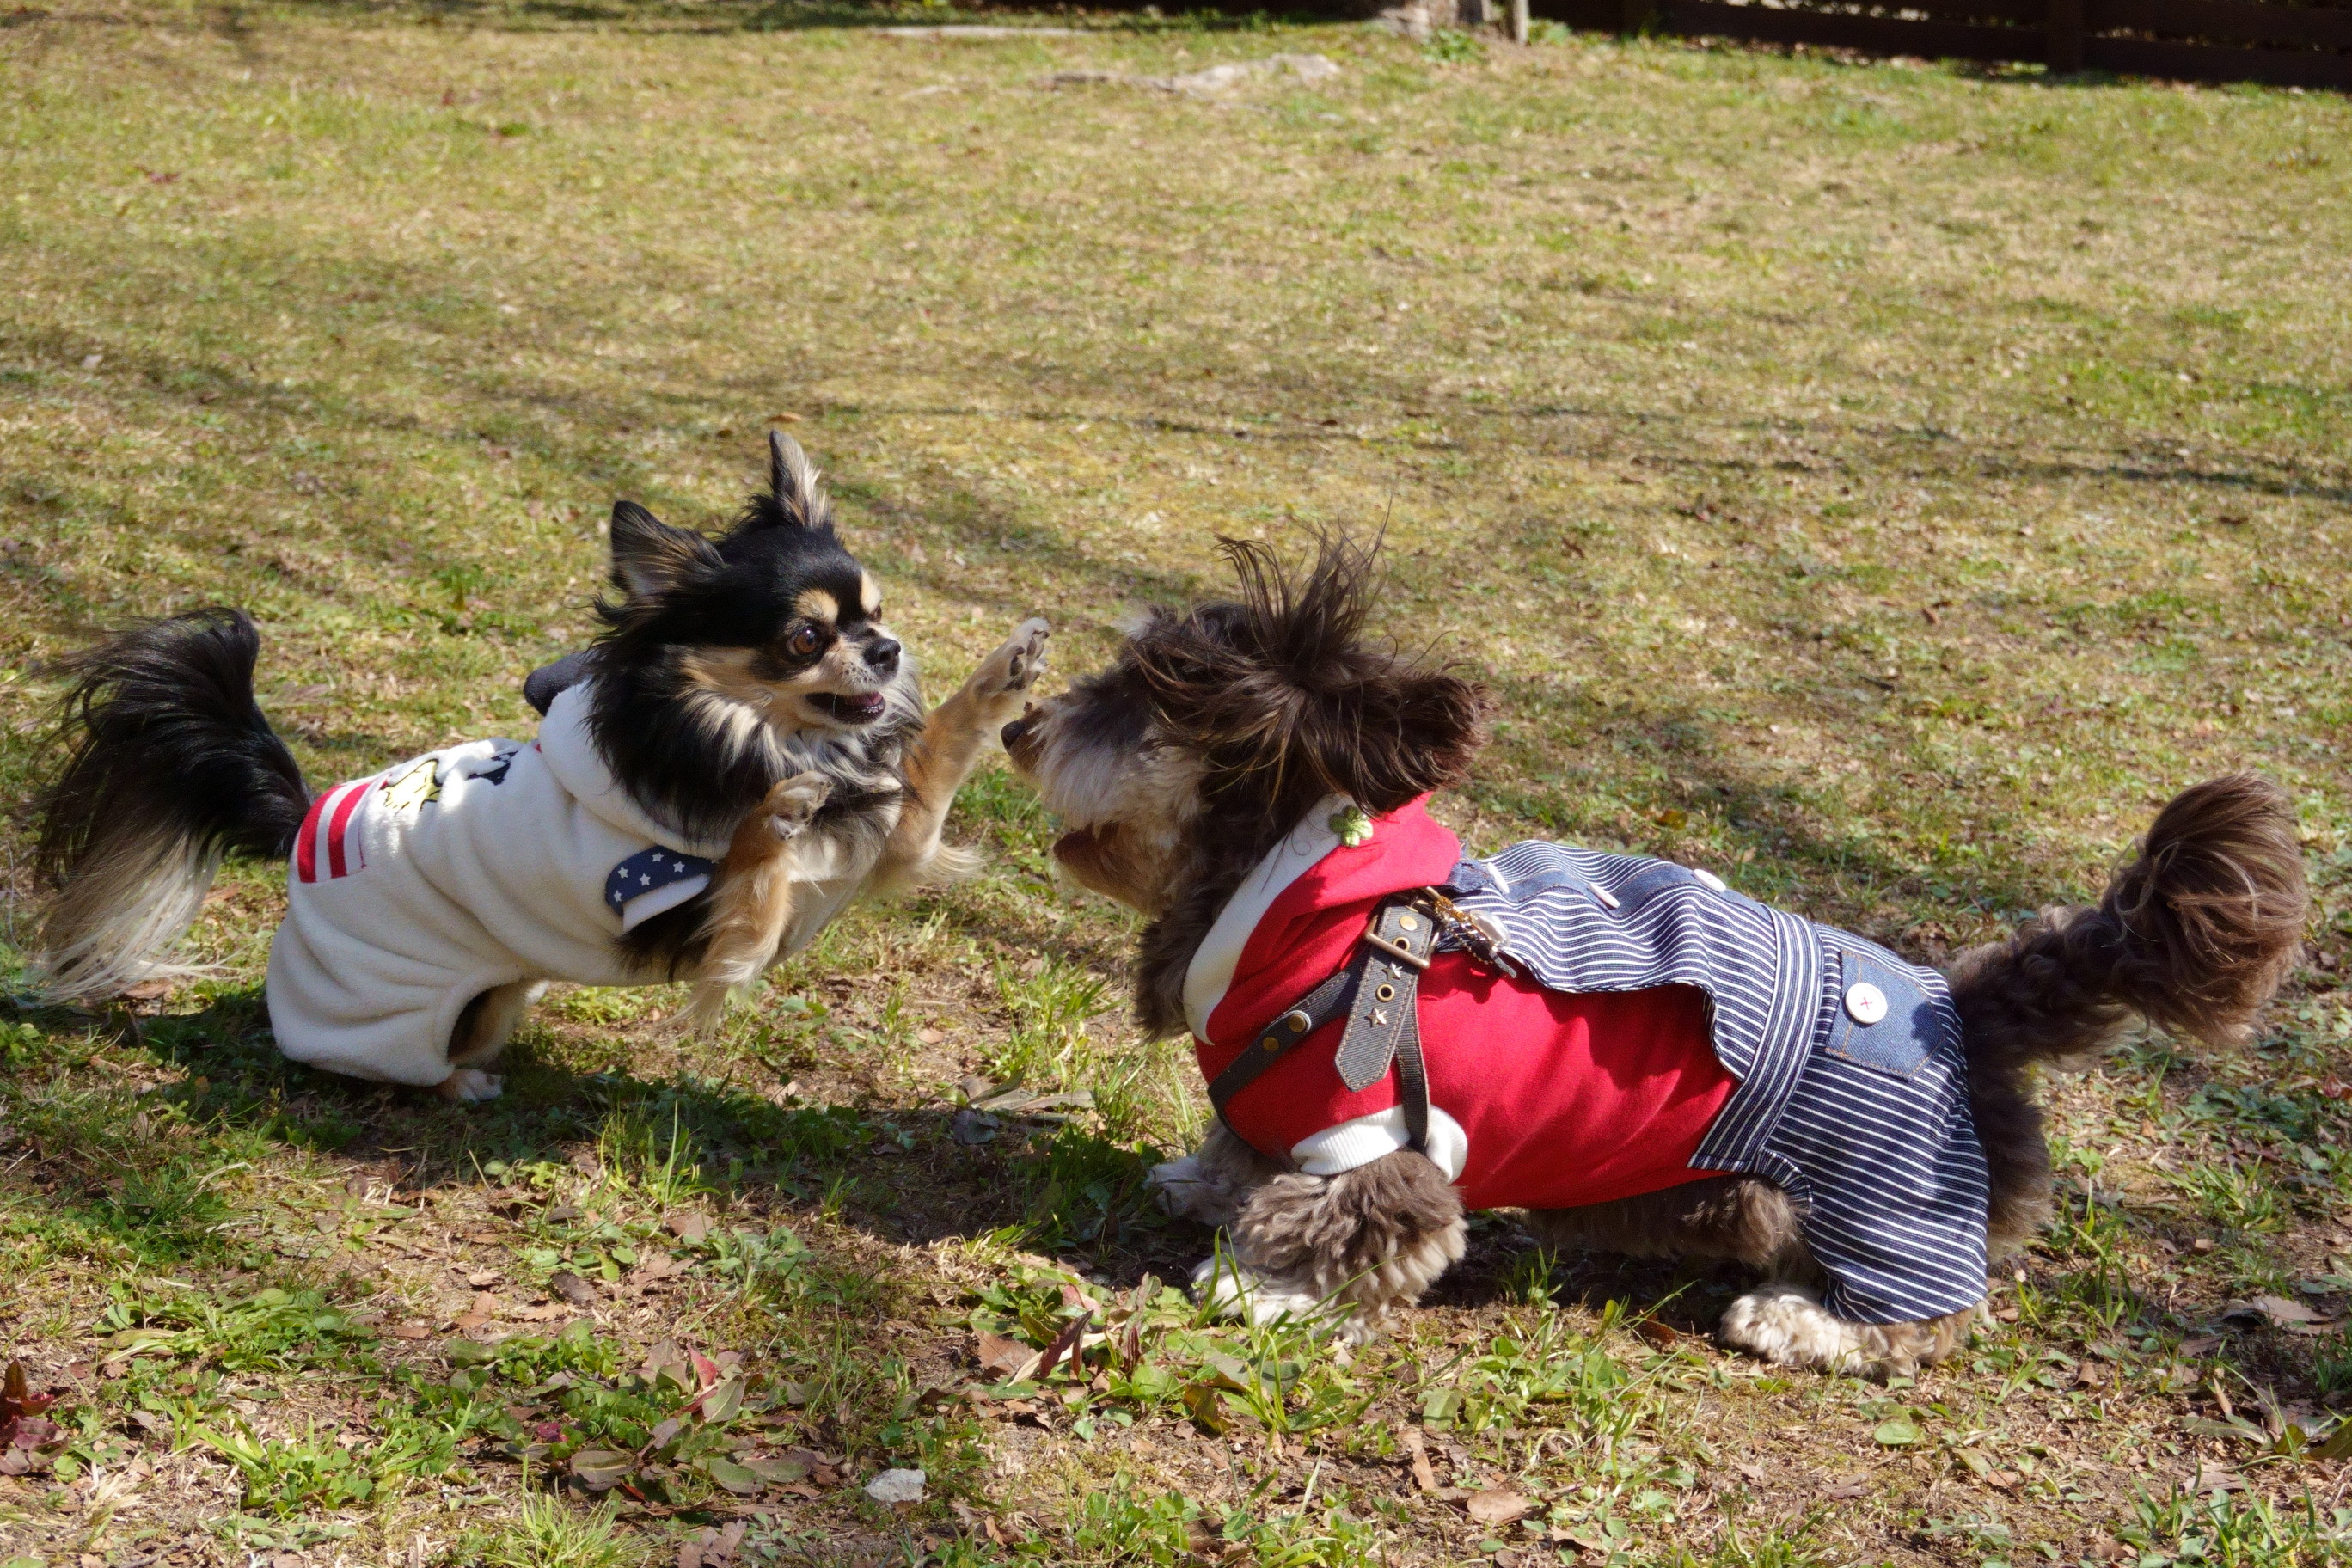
(1423, 890, 1519, 977)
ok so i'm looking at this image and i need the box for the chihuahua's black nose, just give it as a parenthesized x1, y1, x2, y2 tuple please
(1000, 717, 1029, 749)
(865, 637, 902, 674)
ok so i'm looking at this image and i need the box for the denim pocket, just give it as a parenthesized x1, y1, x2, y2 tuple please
(1821, 949, 1934, 1081)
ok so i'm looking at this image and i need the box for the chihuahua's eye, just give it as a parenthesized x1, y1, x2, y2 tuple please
(787, 624, 824, 658)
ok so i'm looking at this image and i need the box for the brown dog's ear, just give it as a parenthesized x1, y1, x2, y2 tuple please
(1132, 533, 1491, 818)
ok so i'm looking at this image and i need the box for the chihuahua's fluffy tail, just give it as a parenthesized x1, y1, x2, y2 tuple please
(32, 608, 310, 1001)
(1949, 774, 2307, 1071)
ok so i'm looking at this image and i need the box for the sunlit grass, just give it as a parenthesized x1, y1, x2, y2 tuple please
(0, 1, 2348, 1562)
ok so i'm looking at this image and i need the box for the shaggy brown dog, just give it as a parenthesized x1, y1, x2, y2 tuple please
(1000, 536, 2307, 1377)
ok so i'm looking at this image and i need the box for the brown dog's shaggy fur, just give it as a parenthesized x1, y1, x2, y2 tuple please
(1005, 534, 2310, 1378)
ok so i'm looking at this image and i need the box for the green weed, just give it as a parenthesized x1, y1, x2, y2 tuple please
(991, 959, 1114, 1091)
(197, 1424, 378, 1516)
(1421, 28, 1486, 64)
(2171, 1161, 2291, 1235)
(456, 1491, 644, 1568)
(2117, 1488, 2352, 1565)
(98, 1284, 382, 1375)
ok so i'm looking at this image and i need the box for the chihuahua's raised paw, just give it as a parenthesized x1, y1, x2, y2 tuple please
(759, 771, 832, 841)
(971, 618, 1051, 715)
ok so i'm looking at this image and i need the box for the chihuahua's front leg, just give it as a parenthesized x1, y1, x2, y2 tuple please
(873, 616, 1050, 891)
(688, 771, 831, 1030)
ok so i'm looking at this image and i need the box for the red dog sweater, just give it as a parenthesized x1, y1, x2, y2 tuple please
(1188, 799, 1735, 1213)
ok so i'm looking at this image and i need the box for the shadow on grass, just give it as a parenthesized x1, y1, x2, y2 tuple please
(200, 0, 1329, 35)
(0, 983, 1188, 1279)
(10, 983, 2347, 1420)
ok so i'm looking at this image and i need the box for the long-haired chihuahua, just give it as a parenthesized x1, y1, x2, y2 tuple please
(32, 434, 1049, 1102)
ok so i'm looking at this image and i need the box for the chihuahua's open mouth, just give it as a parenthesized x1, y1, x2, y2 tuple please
(810, 692, 888, 724)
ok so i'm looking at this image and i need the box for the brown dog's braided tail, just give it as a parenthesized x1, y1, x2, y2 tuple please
(1948, 773, 2308, 1074)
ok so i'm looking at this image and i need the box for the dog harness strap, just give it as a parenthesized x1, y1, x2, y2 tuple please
(1332, 900, 1439, 1093)
(1333, 897, 1441, 1154)
(1210, 892, 1446, 1156)
(1206, 966, 1357, 1124)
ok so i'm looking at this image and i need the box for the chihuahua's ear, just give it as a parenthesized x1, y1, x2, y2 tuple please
(732, 430, 833, 534)
(608, 500, 721, 602)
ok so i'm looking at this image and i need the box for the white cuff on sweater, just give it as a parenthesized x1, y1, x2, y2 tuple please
(1291, 1106, 1467, 1182)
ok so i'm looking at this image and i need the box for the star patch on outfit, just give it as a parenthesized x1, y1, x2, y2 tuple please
(604, 847, 716, 919)
(378, 757, 443, 816)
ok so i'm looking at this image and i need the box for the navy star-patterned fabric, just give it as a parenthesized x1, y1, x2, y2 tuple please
(603, 846, 716, 916)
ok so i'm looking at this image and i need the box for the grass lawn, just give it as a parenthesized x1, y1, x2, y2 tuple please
(3, 1, 2351, 1562)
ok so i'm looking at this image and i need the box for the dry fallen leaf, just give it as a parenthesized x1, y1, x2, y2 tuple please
(1399, 1425, 1437, 1492)
(975, 1332, 1040, 1382)
(548, 1271, 597, 1307)
(1820, 1478, 1872, 1500)
(2186, 1460, 2247, 1494)
(1465, 1490, 1534, 1526)
(1632, 1320, 1682, 1349)
(665, 1211, 712, 1245)
(2226, 1295, 2324, 1326)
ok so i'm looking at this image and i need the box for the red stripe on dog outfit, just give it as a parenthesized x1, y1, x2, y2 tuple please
(294, 787, 332, 883)
(324, 781, 370, 879)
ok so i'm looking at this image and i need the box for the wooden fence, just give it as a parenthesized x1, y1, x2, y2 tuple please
(1538, 0, 2352, 88)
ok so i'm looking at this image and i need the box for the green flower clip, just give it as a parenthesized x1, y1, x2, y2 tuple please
(1328, 805, 1374, 848)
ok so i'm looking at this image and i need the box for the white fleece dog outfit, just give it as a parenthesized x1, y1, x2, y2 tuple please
(265, 683, 867, 1086)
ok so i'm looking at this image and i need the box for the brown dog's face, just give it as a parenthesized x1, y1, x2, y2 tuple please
(1001, 657, 1200, 916)
(1002, 537, 1493, 929)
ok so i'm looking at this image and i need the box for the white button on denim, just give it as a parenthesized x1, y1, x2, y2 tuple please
(1844, 982, 1889, 1026)
(1694, 869, 1727, 891)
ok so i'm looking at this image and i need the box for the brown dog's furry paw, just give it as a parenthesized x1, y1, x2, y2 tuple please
(433, 1068, 505, 1104)
(968, 618, 1051, 722)
(759, 771, 832, 841)
(1718, 1283, 1969, 1381)
(1191, 1253, 1350, 1333)
(1719, 1283, 1868, 1374)
(1151, 1153, 1243, 1228)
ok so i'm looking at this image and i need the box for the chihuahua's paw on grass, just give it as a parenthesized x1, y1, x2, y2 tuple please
(434, 1068, 505, 1104)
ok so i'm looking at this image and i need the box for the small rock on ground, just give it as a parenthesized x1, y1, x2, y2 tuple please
(864, 1467, 928, 1504)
